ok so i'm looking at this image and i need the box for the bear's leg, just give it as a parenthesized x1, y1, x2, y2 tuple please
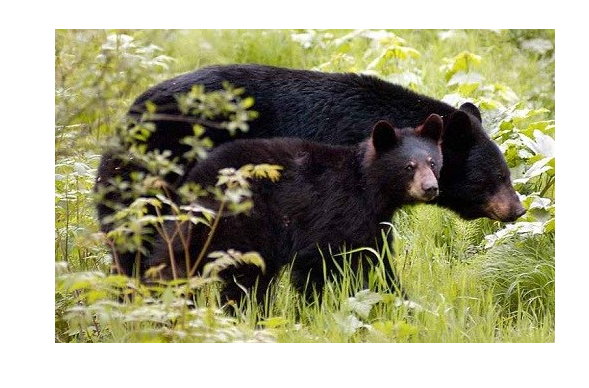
(289, 256, 326, 306)
(218, 264, 275, 309)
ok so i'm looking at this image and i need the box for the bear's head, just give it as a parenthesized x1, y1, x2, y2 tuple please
(363, 114, 444, 208)
(438, 103, 526, 222)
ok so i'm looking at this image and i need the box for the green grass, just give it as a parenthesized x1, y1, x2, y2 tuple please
(55, 29, 555, 343)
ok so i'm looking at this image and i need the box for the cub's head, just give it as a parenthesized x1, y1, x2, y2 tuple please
(363, 114, 444, 206)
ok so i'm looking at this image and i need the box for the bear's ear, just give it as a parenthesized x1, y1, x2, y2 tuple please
(459, 102, 482, 122)
(371, 120, 398, 152)
(443, 110, 476, 149)
(416, 114, 444, 144)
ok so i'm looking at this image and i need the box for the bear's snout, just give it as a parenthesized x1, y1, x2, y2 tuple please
(408, 167, 440, 202)
(484, 185, 527, 222)
(422, 184, 439, 200)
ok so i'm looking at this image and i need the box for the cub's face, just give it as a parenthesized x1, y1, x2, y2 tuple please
(396, 135, 443, 203)
(366, 114, 444, 205)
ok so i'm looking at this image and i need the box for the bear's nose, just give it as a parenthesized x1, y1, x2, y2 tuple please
(515, 206, 526, 219)
(423, 185, 439, 198)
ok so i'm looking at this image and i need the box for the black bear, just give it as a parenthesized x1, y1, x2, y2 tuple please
(96, 64, 525, 276)
(146, 115, 444, 303)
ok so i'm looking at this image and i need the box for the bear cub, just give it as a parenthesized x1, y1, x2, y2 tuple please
(147, 114, 445, 303)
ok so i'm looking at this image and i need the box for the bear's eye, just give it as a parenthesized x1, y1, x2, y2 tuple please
(430, 160, 436, 168)
(405, 164, 414, 172)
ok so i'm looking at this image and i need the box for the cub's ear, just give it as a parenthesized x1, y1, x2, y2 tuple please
(443, 109, 477, 149)
(371, 120, 398, 152)
(416, 114, 444, 144)
(459, 102, 482, 122)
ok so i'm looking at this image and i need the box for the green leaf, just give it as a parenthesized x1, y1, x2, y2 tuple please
(258, 317, 289, 328)
(386, 71, 422, 88)
(333, 313, 364, 335)
(441, 51, 482, 81)
(203, 250, 265, 278)
(524, 157, 554, 179)
(477, 97, 503, 111)
(155, 194, 180, 212)
(372, 320, 418, 339)
(395, 322, 419, 339)
(531, 130, 555, 158)
(447, 71, 484, 86)
(251, 164, 283, 181)
(453, 51, 482, 70)
(145, 101, 157, 113)
(242, 97, 255, 109)
(516, 195, 553, 223)
(527, 196, 552, 210)
(484, 222, 545, 248)
(441, 93, 470, 108)
(86, 289, 108, 304)
(74, 162, 89, 175)
(544, 218, 555, 233)
(455, 83, 481, 96)
(383, 46, 421, 60)
(372, 320, 396, 335)
(346, 289, 382, 318)
(103, 275, 132, 288)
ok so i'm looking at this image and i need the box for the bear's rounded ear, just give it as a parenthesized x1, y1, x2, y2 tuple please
(443, 110, 476, 149)
(371, 120, 397, 152)
(416, 114, 444, 144)
(459, 102, 482, 122)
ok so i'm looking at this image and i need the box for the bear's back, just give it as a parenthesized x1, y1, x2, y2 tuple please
(181, 136, 355, 188)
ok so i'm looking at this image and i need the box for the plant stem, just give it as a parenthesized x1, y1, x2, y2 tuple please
(155, 205, 178, 280)
(189, 199, 226, 277)
(107, 238, 123, 275)
(64, 179, 70, 264)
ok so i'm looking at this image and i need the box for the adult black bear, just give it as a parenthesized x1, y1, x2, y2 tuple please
(96, 64, 525, 276)
(147, 115, 444, 303)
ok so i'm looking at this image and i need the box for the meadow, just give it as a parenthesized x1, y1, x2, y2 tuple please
(55, 29, 555, 343)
